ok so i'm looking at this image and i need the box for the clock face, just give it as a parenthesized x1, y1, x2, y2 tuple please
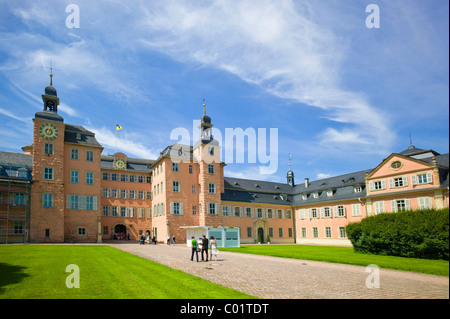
(114, 159, 126, 170)
(39, 123, 59, 140)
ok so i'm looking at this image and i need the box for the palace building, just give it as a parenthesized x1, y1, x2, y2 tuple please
(0, 78, 448, 245)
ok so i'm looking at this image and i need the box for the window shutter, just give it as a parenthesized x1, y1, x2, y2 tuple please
(388, 178, 394, 189)
(180, 202, 184, 215)
(308, 208, 312, 218)
(334, 206, 338, 217)
(405, 199, 411, 210)
(390, 200, 396, 212)
(170, 202, 174, 215)
(93, 196, 97, 210)
(381, 180, 386, 189)
(369, 182, 374, 191)
(402, 176, 408, 186)
(320, 207, 324, 218)
(214, 203, 219, 215)
(411, 175, 418, 185)
(66, 194, 71, 209)
(426, 172, 433, 183)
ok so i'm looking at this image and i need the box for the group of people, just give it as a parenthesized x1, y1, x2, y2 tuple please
(113, 232, 129, 240)
(139, 234, 157, 245)
(190, 235, 218, 262)
(166, 235, 176, 245)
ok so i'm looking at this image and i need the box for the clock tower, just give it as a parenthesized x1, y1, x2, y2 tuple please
(29, 74, 66, 242)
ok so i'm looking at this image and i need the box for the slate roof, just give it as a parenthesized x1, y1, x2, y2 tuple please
(64, 124, 103, 149)
(0, 151, 32, 179)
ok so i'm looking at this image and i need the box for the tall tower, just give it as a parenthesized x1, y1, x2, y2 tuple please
(194, 104, 223, 227)
(30, 74, 66, 242)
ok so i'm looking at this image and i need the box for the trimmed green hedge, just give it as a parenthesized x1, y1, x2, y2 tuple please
(346, 208, 449, 260)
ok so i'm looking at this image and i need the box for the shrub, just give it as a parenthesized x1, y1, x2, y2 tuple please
(346, 208, 449, 260)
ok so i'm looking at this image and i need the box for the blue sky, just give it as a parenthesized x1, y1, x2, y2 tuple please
(0, 0, 448, 183)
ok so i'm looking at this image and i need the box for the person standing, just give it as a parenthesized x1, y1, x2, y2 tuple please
(190, 236, 198, 262)
(172, 235, 176, 245)
(210, 236, 218, 261)
(167, 234, 171, 245)
(201, 235, 209, 262)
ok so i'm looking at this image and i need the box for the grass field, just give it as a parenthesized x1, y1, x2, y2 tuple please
(0, 245, 254, 299)
(221, 245, 449, 276)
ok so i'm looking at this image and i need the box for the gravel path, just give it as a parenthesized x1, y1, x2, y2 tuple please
(108, 243, 449, 299)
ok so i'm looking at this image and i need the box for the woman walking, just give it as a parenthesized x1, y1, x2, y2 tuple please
(210, 236, 218, 261)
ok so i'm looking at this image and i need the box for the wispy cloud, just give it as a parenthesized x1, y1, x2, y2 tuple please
(86, 126, 159, 159)
(137, 0, 394, 153)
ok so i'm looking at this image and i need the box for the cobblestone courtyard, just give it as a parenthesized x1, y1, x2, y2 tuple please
(109, 243, 449, 299)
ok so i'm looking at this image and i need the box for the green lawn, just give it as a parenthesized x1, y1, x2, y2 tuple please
(221, 245, 449, 276)
(0, 245, 254, 299)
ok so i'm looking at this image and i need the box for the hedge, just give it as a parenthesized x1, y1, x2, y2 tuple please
(346, 208, 449, 260)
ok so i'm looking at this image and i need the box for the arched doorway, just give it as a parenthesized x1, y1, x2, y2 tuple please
(257, 227, 264, 243)
(114, 224, 127, 240)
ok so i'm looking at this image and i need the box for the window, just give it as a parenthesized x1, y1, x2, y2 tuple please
(45, 229, 50, 238)
(86, 172, 94, 185)
(389, 177, 408, 188)
(120, 189, 127, 199)
(86, 197, 94, 210)
(102, 206, 109, 216)
(418, 197, 432, 209)
(44, 167, 53, 180)
(102, 172, 110, 180)
(325, 227, 332, 238)
(247, 227, 252, 238)
(208, 164, 215, 174)
(222, 206, 230, 216)
(391, 199, 410, 212)
(412, 172, 433, 185)
(111, 189, 118, 198)
(121, 207, 127, 217)
(171, 202, 181, 215)
(326, 190, 333, 197)
(370, 180, 386, 191)
(70, 195, 78, 209)
(192, 205, 197, 215)
(14, 193, 26, 205)
(111, 173, 118, 181)
(277, 209, 283, 219)
(354, 186, 362, 193)
(43, 193, 53, 208)
(70, 170, 79, 183)
(374, 201, 385, 214)
(351, 204, 361, 216)
(86, 150, 94, 162)
(71, 149, 79, 160)
(129, 190, 136, 199)
(278, 228, 283, 238)
(312, 192, 319, 199)
(288, 228, 293, 238)
(14, 220, 24, 234)
(112, 207, 118, 217)
(312, 227, 319, 238)
(173, 181, 179, 192)
(208, 183, 215, 194)
(138, 175, 144, 183)
(129, 175, 135, 182)
(172, 162, 179, 172)
(103, 226, 108, 235)
(208, 147, 214, 155)
(391, 160, 402, 169)
(256, 208, 264, 218)
(233, 206, 241, 217)
(44, 143, 53, 155)
(245, 207, 253, 218)
(189, 165, 193, 174)
(301, 227, 307, 238)
(121, 174, 128, 182)
(335, 205, 346, 217)
(138, 191, 145, 200)
(322, 207, 332, 218)
(339, 227, 346, 239)
(78, 228, 86, 236)
(208, 203, 217, 215)
(192, 185, 196, 194)
(268, 227, 274, 237)
(266, 208, 273, 218)
(309, 208, 318, 218)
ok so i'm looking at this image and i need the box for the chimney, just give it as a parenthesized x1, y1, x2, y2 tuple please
(305, 178, 309, 188)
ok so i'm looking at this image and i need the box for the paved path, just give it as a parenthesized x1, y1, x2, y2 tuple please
(108, 243, 449, 299)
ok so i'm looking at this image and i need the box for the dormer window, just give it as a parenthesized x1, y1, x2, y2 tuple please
(326, 190, 333, 197)
(312, 192, 319, 199)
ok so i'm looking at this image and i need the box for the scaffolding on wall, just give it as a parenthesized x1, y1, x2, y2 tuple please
(0, 162, 32, 244)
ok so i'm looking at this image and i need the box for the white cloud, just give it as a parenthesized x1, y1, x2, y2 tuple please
(137, 0, 394, 153)
(86, 126, 159, 160)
